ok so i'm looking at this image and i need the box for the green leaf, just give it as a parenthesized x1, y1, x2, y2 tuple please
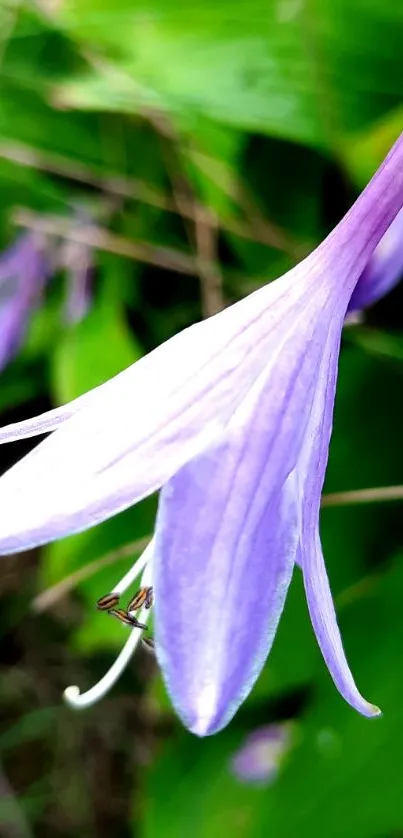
(40, 496, 156, 652)
(253, 556, 403, 838)
(51, 296, 142, 403)
(346, 325, 403, 363)
(141, 725, 273, 838)
(56, 0, 403, 148)
(142, 558, 403, 838)
(0, 708, 57, 752)
(341, 105, 403, 186)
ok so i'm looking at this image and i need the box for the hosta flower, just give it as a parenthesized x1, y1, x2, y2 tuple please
(231, 724, 292, 786)
(0, 233, 48, 372)
(0, 135, 402, 735)
(61, 215, 94, 324)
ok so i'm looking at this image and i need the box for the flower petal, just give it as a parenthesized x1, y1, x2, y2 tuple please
(154, 457, 299, 736)
(0, 398, 89, 443)
(153, 310, 339, 735)
(0, 233, 37, 285)
(0, 132, 401, 553)
(297, 324, 380, 716)
(348, 207, 403, 312)
(0, 271, 328, 554)
(302, 532, 380, 716)
(321, 132, 403, 282)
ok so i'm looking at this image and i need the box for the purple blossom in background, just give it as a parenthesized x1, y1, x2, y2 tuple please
(64, 246, 93, 325)
(0, 135, 402, 736)
(0, 233, 48, 372)
(349, 206, 403, 312)
(231, 724, 291, 786)
(61, 220, 94, 324)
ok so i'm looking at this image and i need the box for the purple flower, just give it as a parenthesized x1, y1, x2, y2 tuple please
(63, 247, 93, 325)
(0, 233, 48, 372)
(348, 206, 403, 311)
(231, 724, 292, 786)
(0, 135, 402, 735)
(61, 218, 94, 325)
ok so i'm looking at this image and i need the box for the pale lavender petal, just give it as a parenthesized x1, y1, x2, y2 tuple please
(297, 324, 380, 716)
(153, 310, 340, 735)
(0, 272, 329, 553)
(321, 133, 403, 282)
(0, 397, 91, 443)
(302, 533, 380, 716)
(231, 724, 291, 785)
(348, 207, 403, 312)
(154, 460, 298, 736)
(0, 133, 401, 555)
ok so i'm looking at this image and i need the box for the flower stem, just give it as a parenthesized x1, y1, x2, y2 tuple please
(321, 485, 403, 507)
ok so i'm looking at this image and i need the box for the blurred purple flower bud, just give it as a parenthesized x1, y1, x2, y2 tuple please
(61, 236, 93, 325)
(231, 724, 291, 786)
(0, 233, 48, 372)
(348, 206, 403, 312)
(0, 135, 402, 735)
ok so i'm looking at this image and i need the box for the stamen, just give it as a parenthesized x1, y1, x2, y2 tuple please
(109, 608, 147, 630)
(64, 548, 154, 710)
(64, 615, 149, 708)
(111, 539, 154, 596)
(127, 586, 153, 613)
(96, 592, 120, 611)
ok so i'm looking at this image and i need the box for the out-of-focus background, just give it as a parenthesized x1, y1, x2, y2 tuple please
(0, 1, 403, 836)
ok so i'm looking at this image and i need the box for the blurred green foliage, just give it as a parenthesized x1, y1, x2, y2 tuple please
(0, 1, 402, 836)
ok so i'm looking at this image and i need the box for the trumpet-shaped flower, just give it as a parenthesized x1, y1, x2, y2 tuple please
(61, 214, 94, 324)
(231, 724, 292, 786)
(0, 135, 402, 735)
(0, 233, 48, 372)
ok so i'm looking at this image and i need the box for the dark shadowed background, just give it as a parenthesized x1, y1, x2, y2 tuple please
(0, 1, 403, 836)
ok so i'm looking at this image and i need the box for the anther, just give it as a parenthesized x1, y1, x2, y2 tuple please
(109, 608, 148, 630)
(64, 543, 154, 710)
(96, 593, 120, 611)
(127, 585, 154, 613)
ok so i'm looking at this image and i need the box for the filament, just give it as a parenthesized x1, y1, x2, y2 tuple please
(112, 538, 154, 595)
(64, 546, 154, 710)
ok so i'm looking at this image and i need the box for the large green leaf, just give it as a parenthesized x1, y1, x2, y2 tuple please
(254, 555, 403, 838)
(56, 0, 403, 148)
(142, 557, 403, 838)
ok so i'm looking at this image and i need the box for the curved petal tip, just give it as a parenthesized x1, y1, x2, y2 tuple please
(363, 702, 382, 719)
(185, 684, 223, 737)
